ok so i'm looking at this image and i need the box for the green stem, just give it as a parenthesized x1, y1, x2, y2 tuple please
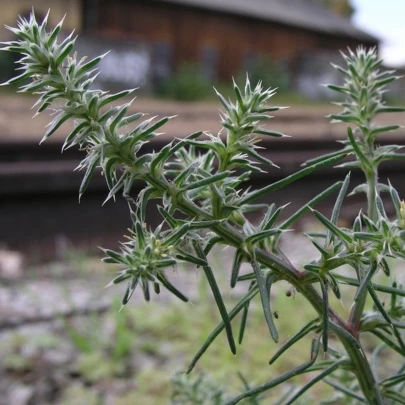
(348, 264, 369, 334)
(339, 335, 384, 404)
(362, 123, 378, 223)
(170, 184, 382, 404)
(366, 167, 378, 223)
(348, 132, 378, 333)
(340, 127, 383, 403)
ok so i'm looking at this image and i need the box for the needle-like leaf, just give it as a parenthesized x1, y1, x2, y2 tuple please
(193, 241, 236, 355)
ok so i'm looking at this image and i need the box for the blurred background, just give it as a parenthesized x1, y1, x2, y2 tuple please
(0, 1, 404, 404)
(1, 0, 404, 260)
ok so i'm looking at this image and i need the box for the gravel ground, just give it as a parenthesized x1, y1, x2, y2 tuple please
(0, 231, 320, 405)
(2, 229, 405, 404)
(0, 232, 317, 329)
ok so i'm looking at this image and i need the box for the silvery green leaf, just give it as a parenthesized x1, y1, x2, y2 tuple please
(122, 277, 139, 305)
(327, 172, 350, 245)
(182, 171, 231, 191)
(176, 252, 207, 267)
(119, 112, 144, 127)
(163, 223, 190, 246)
(155, 273, 188, 302)
(47, 16, 65, 47)
(279, 181, 343, 231)
(370, 125, 402, 137)
(193, 241, 236, 355)
(99, 89, 136, 108)
(129, 116, 173, 147)
(40, 112, 73, 143)
(109, 101, 132, 134)
(77, 51, 109, 78)
(347, 127, 373, 170)
(252, 261, 279, 343)
(214, 87, 233, 113)
(310, 208, 353, 245)
(253, 128, 285, 137)
(55, 39, 76, 66)
(230, 249, 244, 288)
(79, 155, 100, 199)
(241, 153, 347, 205)
(376, 106, 405, 114)
(246, 229, 280, 246)
(134, 221, 145, 249)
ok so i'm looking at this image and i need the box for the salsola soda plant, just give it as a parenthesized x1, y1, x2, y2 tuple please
(3, 11, 405, 404)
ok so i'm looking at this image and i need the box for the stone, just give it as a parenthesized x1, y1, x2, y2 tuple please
(0, 249, 24, 279)
(4, 383, 34, 405)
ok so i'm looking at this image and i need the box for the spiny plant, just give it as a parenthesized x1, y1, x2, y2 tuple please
(2, 11, 405, 404)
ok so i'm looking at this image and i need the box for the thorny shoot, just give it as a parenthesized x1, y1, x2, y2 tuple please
(2, 12, 405, 404)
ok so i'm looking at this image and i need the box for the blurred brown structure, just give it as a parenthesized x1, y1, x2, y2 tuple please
(1, 0, 379, 95)
(1, 0, 81, 38)
(81, 0, 378, 84)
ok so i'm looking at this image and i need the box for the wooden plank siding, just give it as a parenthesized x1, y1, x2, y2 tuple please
(83, 0, 377, 82)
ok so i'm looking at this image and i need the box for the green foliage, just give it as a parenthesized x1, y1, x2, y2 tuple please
(236, 55, 290, 93)
(3, 11, 405, 404)
(65, 298, 135, 382)
(156, 63, 213, 101)
(170, 373, 226, 405)
(2, 331, 64, 374)
(58, 383, 100, 405)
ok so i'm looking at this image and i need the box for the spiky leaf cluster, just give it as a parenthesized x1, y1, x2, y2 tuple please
(187, 80, 287, 174)
(103, 215, 190, 304)
(1, 12, 171, 202)
(329, 47, 404, 125)
(170, 373, 226, 405)
(327, 48, 405, 175)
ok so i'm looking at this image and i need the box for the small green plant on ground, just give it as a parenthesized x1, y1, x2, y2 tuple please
(64, 298, 135, 383)
(156, 63, 213, 101)
(236, 55, 290, 93)
(3, 11, 405, 404)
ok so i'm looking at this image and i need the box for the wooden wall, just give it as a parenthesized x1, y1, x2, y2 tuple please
(1, 0, 81, 41)
(83, 0, 377, 81)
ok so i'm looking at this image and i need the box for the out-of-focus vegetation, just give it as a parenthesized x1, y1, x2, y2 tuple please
(155, 63, 213, 101)
(4, 252, 401, 404)
(155, 56, 292, 103)
(1, 256, 335, 404)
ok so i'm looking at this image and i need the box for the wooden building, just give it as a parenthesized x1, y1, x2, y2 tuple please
(81, 0, 378, 84)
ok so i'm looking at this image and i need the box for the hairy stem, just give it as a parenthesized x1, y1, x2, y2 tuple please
(366, 166, 378, 223)
(348, 126, 378, 333)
